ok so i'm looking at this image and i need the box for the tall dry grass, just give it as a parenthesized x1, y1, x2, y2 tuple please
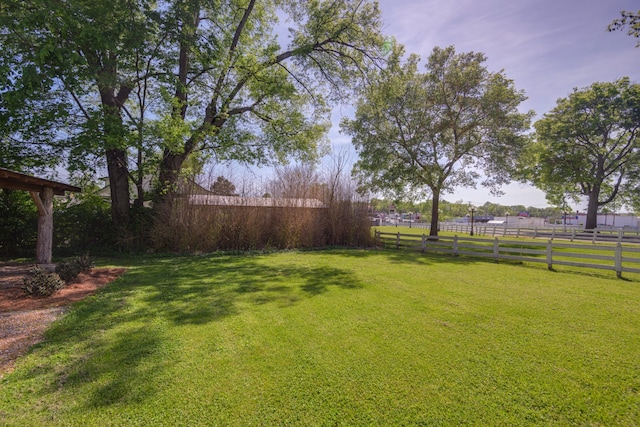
(151, 160, 373, 252)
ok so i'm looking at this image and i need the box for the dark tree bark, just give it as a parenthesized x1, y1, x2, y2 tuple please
(100, 85, 132, 228)
(430, 188, 440, 237)
(105, 148, 130, 227)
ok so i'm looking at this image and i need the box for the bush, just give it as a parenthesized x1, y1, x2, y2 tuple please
(0, 189, 38, 257)
(53, 190, 116, 255)
(55, 255, 95, 282)
(22, 268, 66, 297)
(0, 182, 116, 257)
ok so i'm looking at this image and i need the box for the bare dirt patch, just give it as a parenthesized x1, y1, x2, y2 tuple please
(0, 263, 125, 376)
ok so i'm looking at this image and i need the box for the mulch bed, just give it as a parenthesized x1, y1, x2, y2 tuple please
(0, 263, 125, 376)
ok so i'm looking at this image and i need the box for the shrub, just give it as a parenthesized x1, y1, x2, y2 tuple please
(22, 268, 66, 297)
(0, 189, 38, 257)
(55, 255, 95, 282)
(53, 189, 116, 255)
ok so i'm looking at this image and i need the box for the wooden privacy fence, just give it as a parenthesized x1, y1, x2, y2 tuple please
(374, 230, 640, 278)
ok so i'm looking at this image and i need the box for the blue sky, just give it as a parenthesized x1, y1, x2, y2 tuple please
(325, 0, 640, 209)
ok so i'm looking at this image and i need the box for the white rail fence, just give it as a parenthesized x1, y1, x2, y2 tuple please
(374, 230, 640, 278)
(382, 221, 640, 243)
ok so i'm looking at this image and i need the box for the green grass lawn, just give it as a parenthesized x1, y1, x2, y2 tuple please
(2, 250, 640, 426)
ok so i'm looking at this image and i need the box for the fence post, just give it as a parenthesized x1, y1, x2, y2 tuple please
(493, 238, 499, 263)
(615, 243, 623, 278)
(422, 234, 426, 252)
(592, 229, 598, 244)
(516, 227, 521, 238)
(375, 229, 380, 245)
(618, 229, 623, 243)
(453, 235, 459, 256)
(534, 227, 538, 238)
(551, 227, 555, 240)
(571, 227, 575, 242)
(546, 239, 553, 270)
(396, 232, 400, 249)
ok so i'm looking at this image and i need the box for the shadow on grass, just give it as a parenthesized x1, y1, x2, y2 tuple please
(125, 256, 365, 325)
(6, 254, 365, 411)
(10, 246, 632, 415)
(360, 244, 640, 283)
(332, 245, 640, 283)
(333, 246, 489, 267)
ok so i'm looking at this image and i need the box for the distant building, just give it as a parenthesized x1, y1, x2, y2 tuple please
(188, 195, 325, 209)
(97, 176, 211, 207)
(556, 213, 638, 228)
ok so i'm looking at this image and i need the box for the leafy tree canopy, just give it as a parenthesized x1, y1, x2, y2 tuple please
(522, 78, 640, 229)
(608, 9, 640, 45)
(342, 45, 532, 236)
(1, 0, 386, 226)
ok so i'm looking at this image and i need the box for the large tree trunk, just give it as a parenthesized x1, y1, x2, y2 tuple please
(157, 149, 189, 200)
(155, 8, 199, 204)
(585, 186, 601, 230)
(106, 148, 130, 227)
(429, 188, 440, 237)
(31, 187, 53, 268)
(100, 92, 131, 228)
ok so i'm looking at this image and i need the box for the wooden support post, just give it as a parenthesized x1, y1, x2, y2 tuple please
(30, 188, 55, 270)
(546, 239, 553, 270)
(453, 235, 459, 256)
(396, 232, 400, 249)
(615, 243, 623, 278)
(493, 238, 499, 263)
(421, 234, 426, 252)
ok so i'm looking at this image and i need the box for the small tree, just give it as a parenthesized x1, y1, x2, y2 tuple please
(342, 46, 532, 236)
(210, 176, 238, 196)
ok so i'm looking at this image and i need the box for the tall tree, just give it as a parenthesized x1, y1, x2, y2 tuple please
(155, 0, 385, 201)
(342, 46, 532, 236)
(2, 0, 385, 226)
(0, 0, 161, 227)
(524, 78, 640, 229)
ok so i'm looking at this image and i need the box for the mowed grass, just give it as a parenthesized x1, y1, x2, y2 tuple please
(2, 250, 640, 426)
